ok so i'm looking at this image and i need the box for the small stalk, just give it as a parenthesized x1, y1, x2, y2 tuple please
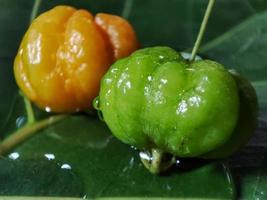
(30, 0, 42, 22)
(21, 92, 35, 124)
(23, 0, 42, 124)
(139, 148, 176, 174)
(0, 115, 66, 155)
(190, 0, 216, 62)
(121, 0, 134, 19)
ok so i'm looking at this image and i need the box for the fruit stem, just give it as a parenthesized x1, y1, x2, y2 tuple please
(121, 0, 134, 19)
(20, 0, 38, 125)
(20, 91, 35, 124)
(190, 0, 215, 62)
(139, 148, 176, 174)
(30, 0, 42, 22)
(0, 115, 66, 155)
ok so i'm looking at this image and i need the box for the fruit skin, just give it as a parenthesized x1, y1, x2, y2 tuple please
(95, 13, 140, 60)
(203, 70, 258, 158)
(14, 5, 139, 113)
(98, 46, 241, 157)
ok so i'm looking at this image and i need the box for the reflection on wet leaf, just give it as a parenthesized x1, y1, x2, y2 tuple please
(0, 157, 84, 197)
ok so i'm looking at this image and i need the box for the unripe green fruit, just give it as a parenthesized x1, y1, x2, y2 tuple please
(96, 46, 257, 158)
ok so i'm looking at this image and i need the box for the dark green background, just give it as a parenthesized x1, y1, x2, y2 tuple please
(0, 0, 267, 199)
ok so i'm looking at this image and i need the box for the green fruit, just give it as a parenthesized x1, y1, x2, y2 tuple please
(97, 46, 248, 158)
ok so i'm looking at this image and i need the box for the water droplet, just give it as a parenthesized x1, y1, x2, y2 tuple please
(105, 78, 112, 84)
(176, 100, 188, 114)
(130, 146, 138, 150)
(61, 163, 72, 170)
(45, 107, 51, 112)
(92, 97, 104, 121)
(8, 152, 20, 160)
(44, 153, 55, 160)
(97, 110, 104, 121)
(188, 96, 201, 107)
(139, 151, 152, 162)
(160, 78, 168, 84)
(16, 116, 26, 128)
(181, 52, 202, 61)
(126, 81, 132, 89)
(93, 96, 100, 110)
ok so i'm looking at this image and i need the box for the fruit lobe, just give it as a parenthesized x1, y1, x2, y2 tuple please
(95, 13, 140, 60)
(203, 70, 258, 158)
(14, 5, 139, 113)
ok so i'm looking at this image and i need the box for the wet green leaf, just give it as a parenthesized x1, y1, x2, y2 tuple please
(3, 115, 235, 199)
(0, 158, 83, 197)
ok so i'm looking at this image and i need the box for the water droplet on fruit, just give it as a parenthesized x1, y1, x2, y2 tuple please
(131, 146, 138, 150)
(93, 97, 104, 121)
(93, 96, 100, 110)
(181, 52, 202, 61)
(139, 151, 152, 162)
(97, 110, 104, 121)
(45, 107, 51, 112)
